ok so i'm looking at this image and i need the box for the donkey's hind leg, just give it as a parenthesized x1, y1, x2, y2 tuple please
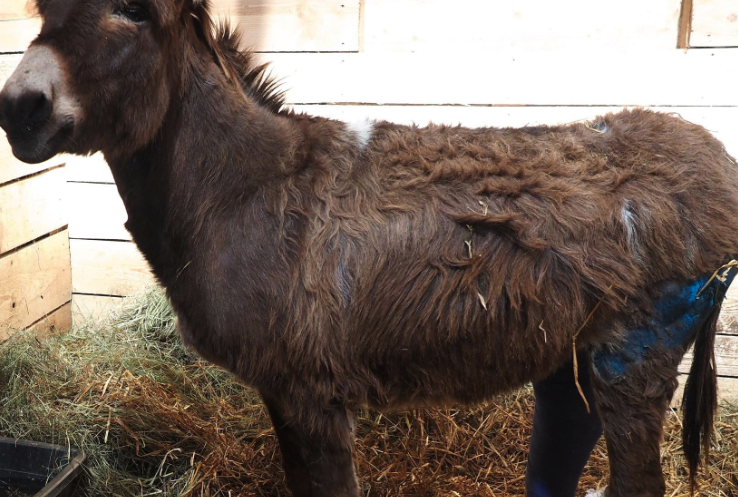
(589, 346, 682, 497)
(261, 391, 360, 497)
(589, 271, 734, 496)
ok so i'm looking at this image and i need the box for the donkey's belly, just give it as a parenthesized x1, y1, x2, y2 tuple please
(356, 323, 575, 410)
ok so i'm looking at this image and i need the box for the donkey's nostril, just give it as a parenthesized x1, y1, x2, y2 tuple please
(0, 89, 53, 137)
(20, 90, 53, 127)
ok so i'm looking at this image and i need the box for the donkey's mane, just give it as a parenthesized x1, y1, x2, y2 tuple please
(192, 1, 285, 113)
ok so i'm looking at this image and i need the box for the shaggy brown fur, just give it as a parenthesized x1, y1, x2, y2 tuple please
(1, 1, 738, 495)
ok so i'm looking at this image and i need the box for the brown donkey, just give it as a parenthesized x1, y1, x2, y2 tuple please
(1, 1, 738, 495)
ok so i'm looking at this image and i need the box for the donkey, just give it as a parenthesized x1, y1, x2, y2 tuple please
(2, 1, 738, 495)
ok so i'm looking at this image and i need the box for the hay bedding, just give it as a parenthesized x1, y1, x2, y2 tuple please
(0, 291, 736, 497)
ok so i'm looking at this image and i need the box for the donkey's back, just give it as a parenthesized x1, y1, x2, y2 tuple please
(267, 109, 738, 409)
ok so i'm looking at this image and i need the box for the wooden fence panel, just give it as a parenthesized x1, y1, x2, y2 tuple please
(260, 50, 738, 106)
(65, 153, 114, 183)
(68, 183, 130, 241)
(720, 283, 738, 336)
(680, 335, 738, 377)
(0, 0, 34, 21)
(691, 0, 738, 47)
(363, 0, 682, 52)
(1, 54, 22, 82)
(675, 375, 738, 404)
(72, 294, 124, 324)
(210, 0, 360, 52)
(0, 231, 71, 334)
(0, 1, 360, 54)
(29, 302, 72, 336)
(0, 167, 67, 254)
(70, 239, 153, 296)
(0, 18, 40, 53)
(0, 139, 64, 185)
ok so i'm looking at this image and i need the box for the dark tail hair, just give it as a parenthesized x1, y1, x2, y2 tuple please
(681, 304, 721, 494)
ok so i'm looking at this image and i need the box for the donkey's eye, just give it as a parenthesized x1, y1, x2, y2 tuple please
(121, 2, 148, 23)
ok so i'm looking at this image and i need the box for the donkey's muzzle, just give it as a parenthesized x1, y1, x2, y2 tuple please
(0, 44, 80, 164)
(0, 89, 53, 139)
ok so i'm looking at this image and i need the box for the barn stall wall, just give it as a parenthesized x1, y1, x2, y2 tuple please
(0, 56, 71, 339)
(1, 0, 737, 396)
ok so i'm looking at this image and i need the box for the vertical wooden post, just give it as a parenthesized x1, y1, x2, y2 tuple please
(358, 0, 366, 52)
(677, 0, 694, 48)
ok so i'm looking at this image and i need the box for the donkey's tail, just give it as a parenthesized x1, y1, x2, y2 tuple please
(681, 296, 721, 493)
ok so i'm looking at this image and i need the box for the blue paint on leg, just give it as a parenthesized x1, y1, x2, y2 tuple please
(592, 266, 736, 383)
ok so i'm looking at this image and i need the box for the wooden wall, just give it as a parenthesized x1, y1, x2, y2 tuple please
(0, 55, 71, 339)
(2, 0, 737, 396)
(0, 0, 41, 52)
(689, 0, 738, 47)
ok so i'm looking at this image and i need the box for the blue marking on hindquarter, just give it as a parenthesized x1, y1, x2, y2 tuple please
(592, 266, 736, 383)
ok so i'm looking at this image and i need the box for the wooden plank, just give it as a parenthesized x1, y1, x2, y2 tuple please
(64, 153, 114, 183)
(288, 105, 738, 158)
(0, 231, 71, 334)
(72, 294, 124, 325)
(691, 0, 738, 47)
(680, 335, 738, 377)
(719, 376, 738, 400)
(0, 0, 33, 21)
(719, 283, 738, 336)
(0, 139, 66, 186)
(363, 0, 682, 52)
(0, 167, 66, 254)
(28, 302, 72, 336)
(0, 18, 40, 53)
(70, 240, 154, 296)
(261, 49, 738, 107)
(0, 54, 23, 83)
(678, 0, 694, 48)
(209, 0, 359, 52)
(0, 1, 359, 53)
(674, 375, 738, 403)
(67, 182, 130, 241)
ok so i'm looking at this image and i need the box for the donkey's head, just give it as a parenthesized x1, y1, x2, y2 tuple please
(0, 0, 233, 163)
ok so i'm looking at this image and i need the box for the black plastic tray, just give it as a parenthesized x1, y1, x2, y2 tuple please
(0, 437, 85, 497)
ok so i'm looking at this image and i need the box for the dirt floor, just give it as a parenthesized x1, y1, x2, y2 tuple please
(0, 290, 736, 496)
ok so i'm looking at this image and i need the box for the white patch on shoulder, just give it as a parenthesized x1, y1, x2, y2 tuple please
(345, 118, 375, 151)
(585, 488, 606, 497)
(621, 199, 641, 262)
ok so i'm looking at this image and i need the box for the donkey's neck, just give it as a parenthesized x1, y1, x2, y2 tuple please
(103, 66, 296, 285)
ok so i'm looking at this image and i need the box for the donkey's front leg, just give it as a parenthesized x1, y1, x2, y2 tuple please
(589, 349, 680, 497)
(261, 391, 360, 497)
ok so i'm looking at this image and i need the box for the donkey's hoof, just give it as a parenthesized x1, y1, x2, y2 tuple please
(585, 489, 606, 497)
